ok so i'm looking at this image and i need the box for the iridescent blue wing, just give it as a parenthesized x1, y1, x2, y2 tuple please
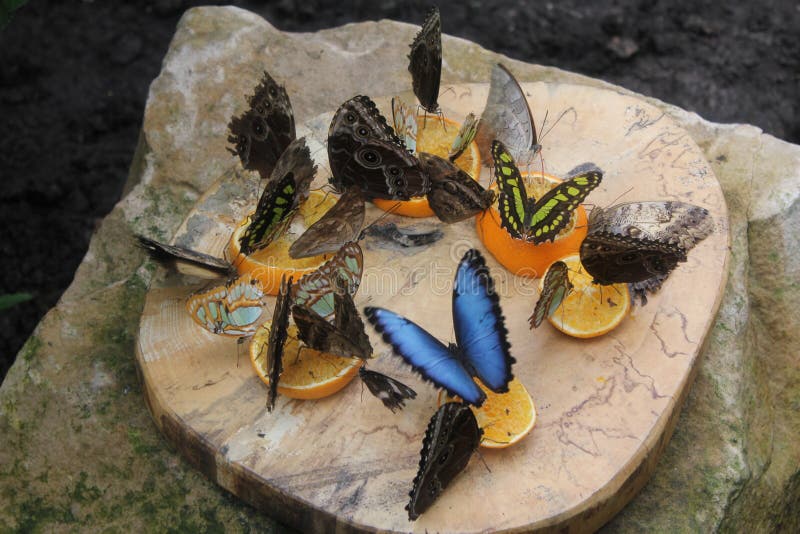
(452, 249, 515, 393)
(364, 307, 485, 406)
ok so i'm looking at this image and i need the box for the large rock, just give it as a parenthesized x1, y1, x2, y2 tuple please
(1, 6, 798, 532)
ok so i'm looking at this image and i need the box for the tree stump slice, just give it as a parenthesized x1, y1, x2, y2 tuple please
(136, 82, 730, 533)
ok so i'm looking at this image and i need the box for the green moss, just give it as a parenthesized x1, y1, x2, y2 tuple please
(127, 428, 160, 456)
(20, 335, 43, 364)
(68, 472, 103, 504)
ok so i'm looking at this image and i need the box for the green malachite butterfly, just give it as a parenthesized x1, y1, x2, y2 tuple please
(291, 241, 363, 320)
(492, 140, 602, 244)
(238, 137, 317, 256)
(529, 260, 573, 328)
(185, 274, 265, 337)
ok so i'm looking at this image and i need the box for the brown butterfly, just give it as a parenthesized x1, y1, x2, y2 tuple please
(227, 71, 296, 181)
(288, 187, 366, 259)
(420, 152, 495, 223)
(265, 275, 293, 412)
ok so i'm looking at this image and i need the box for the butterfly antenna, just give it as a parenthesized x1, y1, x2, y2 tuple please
(358, 201, 402, 240)
(475, 448, 492, 473)
(539, 106, 575, 142)
(607, 186, 635, 208)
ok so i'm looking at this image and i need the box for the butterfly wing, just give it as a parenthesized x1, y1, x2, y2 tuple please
(529, 260, 572, 328)
(492, 141, 530, 239)
(185, 275, 265, 337)
(448, 113, 479, 162)
(364, 307, 485, 406)
(580, 232, 685, 285)
(358, 367, 417, 413)
(328, 95, 429, 199)
(333, 289, 373, 359)
(421, 152, 495, 223)
(407, 7, 442, 114)
(227, 71, 295, 180)
(475, 63, 539, 166)
(238, 171, 298, 256)
(289, 187, 365, 259)
(452, 249, 515, 393)
(406, 402, 481, 520)
(292, 242, 363, 319)
(136, 235, 233, 277)
(526, 168, 603, 244)
(265, 275, 292, 412)
(392, 96, 418, 154)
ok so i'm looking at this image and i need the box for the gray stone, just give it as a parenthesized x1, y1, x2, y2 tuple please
(1, 6, 798, 532)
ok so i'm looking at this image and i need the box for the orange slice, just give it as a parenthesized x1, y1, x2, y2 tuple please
(372, 115, 481, 217)
(227, 190, 338, 295)
(439, 377, 536, 449)
(540, 254, 630, 338)
(476, 172, 588, 278)
(250, 322, 363, 400)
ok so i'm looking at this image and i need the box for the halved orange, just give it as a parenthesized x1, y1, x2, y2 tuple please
(372, 115, 481, 217)
(250, 322, 363, 400)
(540, 254, 630, 338)
(476, 173, 588, 278)
(439, 377, 536, 449)
(227, 191, 338, 295)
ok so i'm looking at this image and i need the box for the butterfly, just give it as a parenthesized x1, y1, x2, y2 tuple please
(475, 63, 540, 167)
(185, 274, 265, 337)
(238, 137, 317, 256)
(363, 221, 444, 250)
(365, 248, 515, 407)
(328, 95, 430, 200)
(291, 241, 363, 319)
(448, 112, 480, 162)
(420, 152, 495, 223)
(579, 201, 714, 300)
(492, 141, 602, 244)
(408, 7, 442, 116)
(227, 71, 296, 181)
(406, 402, 482, 520)
(264, 275, 293, 412)
(288, 187, 366, 260)
(136, 235, 234, 278)
(358, 367, 417, 413)
(392, 96, 418, 154)
(291, 283, 372, 360)
(529, 260, 573, 328)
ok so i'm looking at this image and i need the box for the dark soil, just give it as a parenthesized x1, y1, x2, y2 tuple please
(1, 1, 798, 381)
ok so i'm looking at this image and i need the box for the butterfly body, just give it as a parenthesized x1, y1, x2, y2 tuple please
(186, 275, 265, 337)
(475, 63, 540, 167)
(328, 95, 429, 200)
(493, 141, 602, 243)
(407, 402, 481, 520)
(408, 7, 442, 114)
(227, 71, 295, 180)
(365, 249, 514, 407)
(420, 152, 495, 223)
(580, 201, 714, 290)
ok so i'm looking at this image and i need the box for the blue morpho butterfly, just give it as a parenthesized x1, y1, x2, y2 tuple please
(365, 248, 515, 406)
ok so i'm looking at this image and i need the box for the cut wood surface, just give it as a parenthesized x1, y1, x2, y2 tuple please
(136, 82, 730, 533)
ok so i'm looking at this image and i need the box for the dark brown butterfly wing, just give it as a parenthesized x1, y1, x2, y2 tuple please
(291, 290, 371, 360)
(358, 367, 417, 413)
(420, 152, 495, 223)
(136, 235, 234, 277)
(227, 71, 295, 180)
(266, 275, 293, 412)
(408, 7, 442, 114)
(327, 95, 429, 200)
(407, 402, 481, 520)
(580, 232, 686, 285)
(289, 187, 365, 259)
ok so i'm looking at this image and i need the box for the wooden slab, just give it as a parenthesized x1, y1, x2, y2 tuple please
(135, 82, 730, 533)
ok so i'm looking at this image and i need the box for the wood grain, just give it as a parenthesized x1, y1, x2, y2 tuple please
(135, 82, 730, 533)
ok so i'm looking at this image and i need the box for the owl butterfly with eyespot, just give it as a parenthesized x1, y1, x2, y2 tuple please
(408, 7, 442, 116)
(227, 71, 295, 181)
(580, 201, 714, 303)
(475, 63, 540, 168)
(406, 402, 482, 520)
(420, 152, 495, 223)
(328, 95, 430, 200)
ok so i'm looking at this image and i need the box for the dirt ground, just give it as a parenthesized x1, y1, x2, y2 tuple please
(1, 1, 798, 380)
